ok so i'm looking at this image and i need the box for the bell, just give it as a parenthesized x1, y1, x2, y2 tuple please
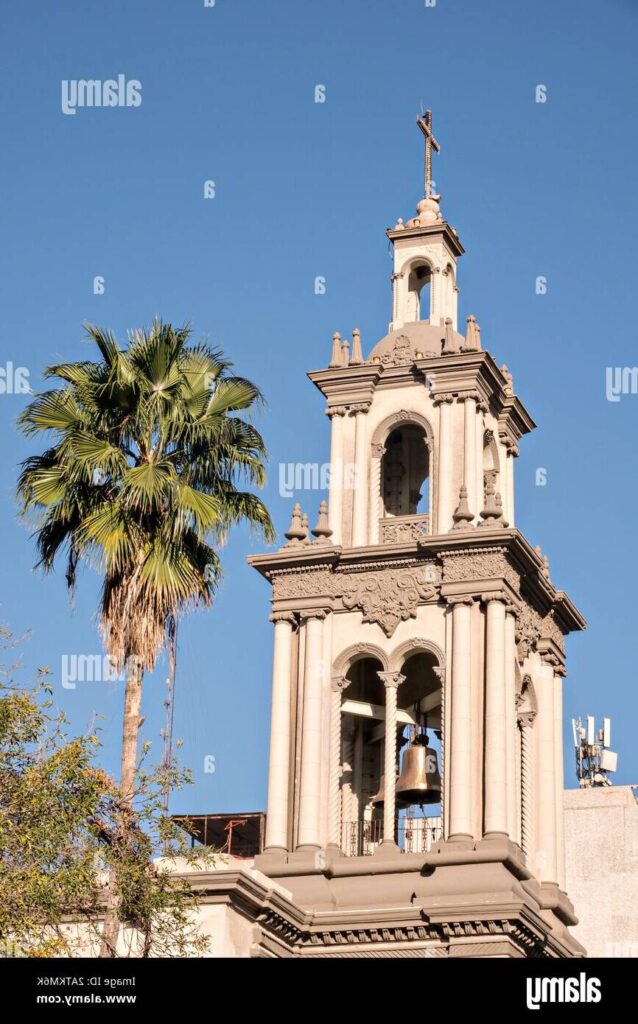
(371, 774, 409, 808)
(371, 773, 391, 807)
(395, 739, 441, 806)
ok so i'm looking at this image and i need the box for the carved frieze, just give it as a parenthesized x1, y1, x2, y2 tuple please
(341, 567, 439, 637)
(272, 568, 336, 602)
(541, 610, 566, 654)
(515, 604, 542, 660)
(442, 548, 520, 590)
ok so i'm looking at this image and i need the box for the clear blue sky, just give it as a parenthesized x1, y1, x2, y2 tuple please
(1, 0, 637, 816)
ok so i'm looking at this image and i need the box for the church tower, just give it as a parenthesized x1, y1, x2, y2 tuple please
(249, 114, 586, 958)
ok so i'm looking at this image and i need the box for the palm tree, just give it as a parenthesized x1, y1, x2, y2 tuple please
(17, 321, 275, 953)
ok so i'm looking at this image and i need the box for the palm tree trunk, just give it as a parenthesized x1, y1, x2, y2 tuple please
(120, 657, 144, 807)
(100, 657, 144, 957)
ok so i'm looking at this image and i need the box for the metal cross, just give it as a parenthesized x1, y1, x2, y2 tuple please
(416, 110, 440, 199)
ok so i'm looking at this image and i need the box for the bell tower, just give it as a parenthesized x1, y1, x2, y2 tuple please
(249, 114, 586, 959)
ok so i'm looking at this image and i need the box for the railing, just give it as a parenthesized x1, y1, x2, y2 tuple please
(379, 514, 430, 544)
(341, 816, 442, 857)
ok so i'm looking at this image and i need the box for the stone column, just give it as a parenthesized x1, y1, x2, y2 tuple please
(430, 266, 441, 324)
(535, 654, 558, 884)
(340, 718, 356, 852)
(519, 709, 536, 861)
(369, 443, 384, 544)
(351, 404, 370, 547)
(463, 395, 478, 523)
(505, 607, 518, 841)
(296, 610, 325, 851)
(378, 671, 405, 847)
(506, 447, 516, 527)
(391, 271, 403, 328)
(475, 405, 485, 524)
(483, 594, 508, 838)
(326, 407, 347, 546)
(328, 676, 350, 849)
(264, 613, 296, 853)
(554, 668, 566, 889)
(435, 394, 454, 534)
(448, 597, 474, 841)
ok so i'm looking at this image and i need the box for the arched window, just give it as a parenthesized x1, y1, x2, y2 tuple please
(406, 261, 432, 322)
(382, 425, 430, 518)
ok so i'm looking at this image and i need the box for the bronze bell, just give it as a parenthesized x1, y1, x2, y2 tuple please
(395, 738, 441, 806)
(371, 774, 409, 808)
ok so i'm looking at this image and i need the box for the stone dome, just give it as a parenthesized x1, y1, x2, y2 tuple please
(368, 322, 465, 364)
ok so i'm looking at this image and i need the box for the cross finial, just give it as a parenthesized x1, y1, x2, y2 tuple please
(416, 110, 440, 199)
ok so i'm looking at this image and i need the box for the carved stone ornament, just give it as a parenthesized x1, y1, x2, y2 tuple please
(272, 568, 336, 602)
(541, 610, 565, 653)
(341, 567, 438, 637)
(442, 548, 519, 589)
(381, 334, 414, 367)
(515, 604, 542, 660)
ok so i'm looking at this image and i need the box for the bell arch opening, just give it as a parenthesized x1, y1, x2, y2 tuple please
(378, 422, 431, 543)
(337, 649, 444, 856)
(339, 656, 385, 856)
(406, 260, 432, 323)
(394, 652, 443, 851)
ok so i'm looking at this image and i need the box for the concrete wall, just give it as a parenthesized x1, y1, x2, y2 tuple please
(564, 785, 638, 957)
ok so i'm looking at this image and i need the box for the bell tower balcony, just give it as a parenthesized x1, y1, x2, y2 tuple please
(379, 512, 430, 544)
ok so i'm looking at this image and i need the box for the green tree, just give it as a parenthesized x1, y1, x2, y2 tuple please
(16, 323, 274, 953)
(0, 631, 212, 957)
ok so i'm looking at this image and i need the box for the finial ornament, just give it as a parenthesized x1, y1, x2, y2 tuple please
(451, 485, 475, 531)
(284, 503, 306, 547)
(350, 328, 363, 365)
(479, 482, 509, 528)
(416, 109, 440, 200)
(329, 332, 342, 368)
(465, 315, 481, 352)
(311, 500, 333, 544)
(340, 336, 350, 367)
(300, 512, 310, 544)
